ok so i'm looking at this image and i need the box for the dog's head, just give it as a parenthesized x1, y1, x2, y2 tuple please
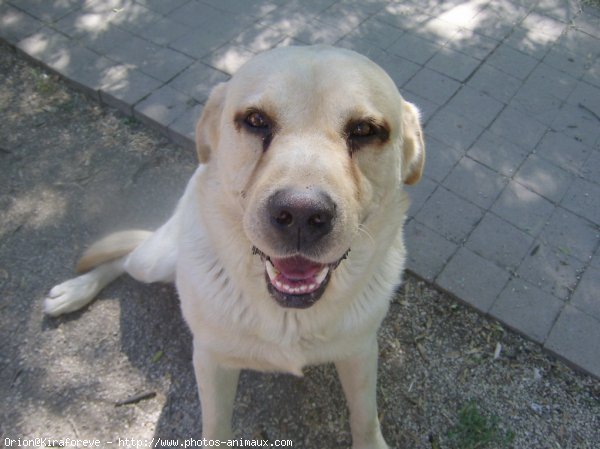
(195, 46, 424, 309)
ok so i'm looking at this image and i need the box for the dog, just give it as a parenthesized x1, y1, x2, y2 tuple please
(45, 45, 425, 449)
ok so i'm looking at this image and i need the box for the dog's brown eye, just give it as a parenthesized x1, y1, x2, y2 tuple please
(350, 121, 375, 138)
(245, 111, 269, 129)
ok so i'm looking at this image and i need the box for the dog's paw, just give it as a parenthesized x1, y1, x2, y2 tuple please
(44, 274, 101, 317)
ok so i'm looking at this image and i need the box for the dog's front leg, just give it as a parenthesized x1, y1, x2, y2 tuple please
(335, 338, 389, 449)
(193, 344, 240, 441)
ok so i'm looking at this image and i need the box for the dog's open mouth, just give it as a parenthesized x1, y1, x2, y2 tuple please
(253, 247, 348, 308)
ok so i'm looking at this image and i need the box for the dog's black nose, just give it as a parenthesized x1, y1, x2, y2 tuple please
(267, 188, 336, 250)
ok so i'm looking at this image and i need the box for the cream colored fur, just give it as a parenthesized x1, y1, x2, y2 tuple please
(45, 45, 425, 449)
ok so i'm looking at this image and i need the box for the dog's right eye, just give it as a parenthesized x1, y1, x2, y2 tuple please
(237, 110, 274, 151)
(244, 111, 270, 130)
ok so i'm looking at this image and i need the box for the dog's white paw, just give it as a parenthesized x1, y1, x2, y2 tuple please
(44, 274, 102, 317)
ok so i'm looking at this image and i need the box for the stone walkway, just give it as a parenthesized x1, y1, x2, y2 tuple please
(1, 0, 598, 378)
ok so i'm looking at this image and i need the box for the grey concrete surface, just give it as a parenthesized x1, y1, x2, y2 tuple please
(1, 0, 598, 379)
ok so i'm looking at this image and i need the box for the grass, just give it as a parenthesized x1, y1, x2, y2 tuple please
(447, 401, 515, 449)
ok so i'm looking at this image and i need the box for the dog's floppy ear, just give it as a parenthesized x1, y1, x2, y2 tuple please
(195, 82, 228, 163)
(400, 100, 425, 185)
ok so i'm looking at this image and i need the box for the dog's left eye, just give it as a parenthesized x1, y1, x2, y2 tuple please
(349, 121, 376, 138)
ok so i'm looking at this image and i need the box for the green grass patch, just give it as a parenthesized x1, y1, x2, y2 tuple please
(447, 401, 515, 449)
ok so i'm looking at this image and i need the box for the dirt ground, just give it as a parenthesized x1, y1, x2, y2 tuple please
(0, 42, 598, 449)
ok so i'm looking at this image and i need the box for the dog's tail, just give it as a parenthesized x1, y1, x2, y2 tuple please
(76, 230, 152, 273)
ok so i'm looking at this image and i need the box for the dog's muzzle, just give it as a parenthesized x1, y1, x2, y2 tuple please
(252, 187, 347, 308)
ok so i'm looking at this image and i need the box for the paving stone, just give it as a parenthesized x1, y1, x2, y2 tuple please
(467, 130, 529, 177)
(487, 43, 539, 80)
(520, 11, 568, 42)
(202, 46, 256, 75)
(315, 1, 374, 31)
(580, 149, 600, 184)
(526, 62, 579, 100)
(571, 265, 600, 320)
(444, 85, 504, 128)
(443, 156, 508, 209)
(425, 107, 485, 153)
(467, 63, 522, 104)
(374, 4, 432, 33)
(0, 4, 43, 44)
(492, 180, 555, 236)
(136, 16, 193, 46)
(514, 154, 574, 203)
(167, 0, 254, 35)
(426, 47, 481, 82)
(545, 305, 600, 378)
(388, 33, 439, 65)
(561, 177, 600, 224)
(135, 0, 190, 15)
(372, 53, 421, 90)
(466, 212, 534, 270)
(510, 85, 562, 126)
(542, 44, 593, 80)
(78, 25, 133, 54)
(168, 103, 204, 154)
(419, 136, 464, 183)
(169, 27, 233, 59)
(289, 18, 351, 46)
(200, 0, 280, 18)
(550, 102, 600, 149)
(567, 81, 600, 117)
(535, 130, 593, 176)
(553, 26, 599, 57)
(406, 176, 437, 219)
(103, 34, 193, 82)
(583, 58, 600, 88)
(420, 17, 462, 46)
(169, 61, 230, 104)
(110, 3, 164, 34)
(464, 9, 517, 41)
(11, 0, 80, 22)
(489, 105, 547, 150)
(434, 1, 487, 29)
(345, 17, 405, 50)
(504, 26, 553, 60)
(404, 67, 461, 106)
(517, 240, 584, 300)
(16, 27, 72, 66)
(437, 247, 511, 313)
(404, 219, 458, 282)
(232, 20, 291, 53)
(534, 0, 580, 23)
(491, 278, 564, 344)
(54, 50, 114, 101)
(415, 187, 484, 244)
(134, 84, 196, 131)
(540, 207, 600, 264)
(99, 65, 162, 115)
(444, 28, 498, 61)
(573, 5, 600, 39)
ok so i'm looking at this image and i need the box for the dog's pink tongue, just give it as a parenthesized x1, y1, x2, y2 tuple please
(271, 256, 324, 280)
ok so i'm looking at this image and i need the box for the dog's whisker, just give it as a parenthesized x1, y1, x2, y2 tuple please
(357, 224, 375, 247)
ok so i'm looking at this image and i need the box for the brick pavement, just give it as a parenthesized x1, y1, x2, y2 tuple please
(1, 0, 598, 377)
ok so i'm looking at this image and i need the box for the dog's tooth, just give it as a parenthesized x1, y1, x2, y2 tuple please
(265, 259, 279, 281)
(315, 266, 329, 285)
(300, 285, 308, 293)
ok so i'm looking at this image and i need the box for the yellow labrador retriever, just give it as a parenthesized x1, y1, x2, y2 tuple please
(45, 45, 425, 449)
